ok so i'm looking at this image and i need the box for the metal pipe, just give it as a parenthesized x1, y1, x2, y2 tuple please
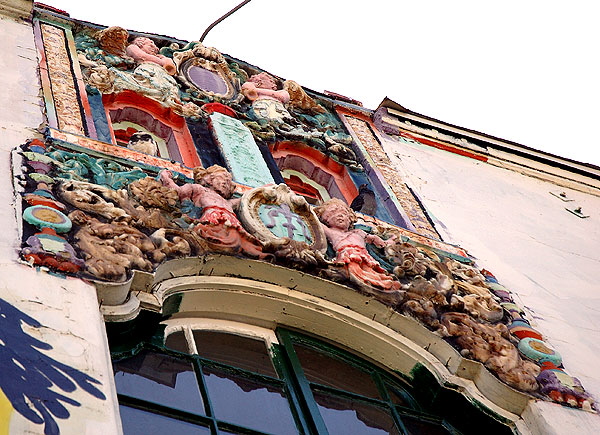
(200, 0, 252, 43)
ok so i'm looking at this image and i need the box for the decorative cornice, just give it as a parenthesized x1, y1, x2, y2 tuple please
(0, 0, 32, 21)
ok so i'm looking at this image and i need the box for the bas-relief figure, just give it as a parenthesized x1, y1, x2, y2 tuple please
(126, 37, 176, 75)
(315, 198, 403, 303)
(241, 72, 292, 125)
(159, 166, 268, 259)
(76, 27, 202, 118)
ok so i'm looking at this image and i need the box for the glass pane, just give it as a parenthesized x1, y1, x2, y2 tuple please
(114, 350, 204, 415)
(165, 330, 189, 353)
(293, 344, 381, 399)
(400, 414, 451, 435)
(193, 331, 277, 377)
(203, 367, 297, 434)
(313, 391, 399, 435)
(119, 405, 211, 434)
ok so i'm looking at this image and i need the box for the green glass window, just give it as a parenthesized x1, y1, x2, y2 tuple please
(112, 328, 497, 434)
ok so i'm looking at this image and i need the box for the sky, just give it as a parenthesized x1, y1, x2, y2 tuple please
(45, 0, 600, 166)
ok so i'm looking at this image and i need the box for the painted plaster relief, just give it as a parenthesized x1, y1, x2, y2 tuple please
(238, 183, 328, 269)
(73, 24, 361, 181)
(40, 23, 85, 135)
(16, 138, 597, 411)
(76, 26, 202, 118)
(0, 298, 106, 435)
(209, 112, 275, 187)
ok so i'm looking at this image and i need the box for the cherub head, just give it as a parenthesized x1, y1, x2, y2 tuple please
(131, 37, 159, 55)
(247, 72, 278, 90)
(193, 165, 236, 198)
(314, 198, 357, 231)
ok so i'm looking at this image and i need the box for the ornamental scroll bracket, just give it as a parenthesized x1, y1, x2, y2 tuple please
(173, 43, 242, 103)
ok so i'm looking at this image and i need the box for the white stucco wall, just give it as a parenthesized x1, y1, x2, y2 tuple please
(0, 4, 121, 434)
(382, 134, 600, 432)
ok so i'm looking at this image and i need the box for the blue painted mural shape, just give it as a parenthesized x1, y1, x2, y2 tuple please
(0, 298, 106, 435)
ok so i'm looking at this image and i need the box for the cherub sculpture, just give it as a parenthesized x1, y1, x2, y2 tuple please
(241, 72, 292, 124)
(159, 166, 267, 258)
(126, 37, 176, 75)
(315, 198, 402, 301)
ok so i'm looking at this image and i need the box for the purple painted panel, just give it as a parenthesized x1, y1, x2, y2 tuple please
(187, 66, 228, 95)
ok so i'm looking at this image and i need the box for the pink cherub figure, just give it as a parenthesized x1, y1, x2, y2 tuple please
(159, 166, 266, 258)
(241, 72, 290, 103)
(126, 37, 176, 75)
(315, 198, 401, 295)
(241, 73, 292, 124)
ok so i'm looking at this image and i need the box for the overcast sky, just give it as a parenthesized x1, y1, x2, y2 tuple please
(46, 0, 600, 166)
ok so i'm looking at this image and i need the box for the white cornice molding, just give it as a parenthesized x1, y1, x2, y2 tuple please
(0, 0, 32, 21)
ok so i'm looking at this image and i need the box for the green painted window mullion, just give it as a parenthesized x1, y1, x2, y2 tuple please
(193, 357, 218, 426)
(371, 372, 409, 434)
(277, 329, 328, 435)
(269, 343, 312, 435)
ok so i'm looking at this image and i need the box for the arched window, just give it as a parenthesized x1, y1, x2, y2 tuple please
(102, 91, 201, 167)
(270, 141, 358, 205)
(111, 320, 499, 435)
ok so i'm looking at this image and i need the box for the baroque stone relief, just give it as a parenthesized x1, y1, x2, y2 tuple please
(16, 139, 597, 411)
(238, 183, 327, 268)
(76, 26, 202, 118)
(71, 22, 365, 198)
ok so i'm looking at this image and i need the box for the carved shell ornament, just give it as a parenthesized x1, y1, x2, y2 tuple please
(238, 184, 327, 252)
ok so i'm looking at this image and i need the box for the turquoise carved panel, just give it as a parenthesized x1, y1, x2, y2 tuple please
(209, 112, 275, 187)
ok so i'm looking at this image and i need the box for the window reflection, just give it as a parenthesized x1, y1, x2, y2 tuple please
(165, 330, 189, 354)
(193, 331, 277, 377)
(119, 405, 211, 435)
(313, 391, 399, 435)
(203, 366, 297, 435)
(293, 344, 381, 399)
(114, 350, 204, 415)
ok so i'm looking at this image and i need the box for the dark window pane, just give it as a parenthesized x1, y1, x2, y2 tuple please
(293, 344, 381, 399)
(313, 391, 399, 435)
(193, 331, 277, 377)
(114, 350, 204, 415)
(165, 330, 189, 353)
(400, 414, 452, 435)
(119, 405, 210, 434)
(203, 367, 297, 434)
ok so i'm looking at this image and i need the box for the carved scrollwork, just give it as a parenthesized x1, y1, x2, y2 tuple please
(174, 43, 241, 102)
(239, 184, 326, 250)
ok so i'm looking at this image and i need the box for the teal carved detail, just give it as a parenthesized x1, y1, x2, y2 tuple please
(209, 112, 275, 187)
(46, 149, 147, 189)
(259, 203, 313, 243)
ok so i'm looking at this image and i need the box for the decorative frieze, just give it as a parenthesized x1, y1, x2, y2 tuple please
(40, 23, 85, 135)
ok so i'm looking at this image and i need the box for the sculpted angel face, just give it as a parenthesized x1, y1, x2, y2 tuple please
(194, 166, 236, 198)
(316, 199, 356, 231)
(248, 72, 278, 90)
(132, 37, 159, 55)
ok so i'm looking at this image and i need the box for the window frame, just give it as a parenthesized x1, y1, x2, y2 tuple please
(112, 324, 464, 435)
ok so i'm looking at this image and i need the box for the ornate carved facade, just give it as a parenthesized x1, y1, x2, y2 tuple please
(2, 3, 598, 434)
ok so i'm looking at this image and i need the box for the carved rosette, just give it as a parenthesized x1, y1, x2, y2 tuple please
(238, 184, 327, 266)
(174, 43, 241, 102)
